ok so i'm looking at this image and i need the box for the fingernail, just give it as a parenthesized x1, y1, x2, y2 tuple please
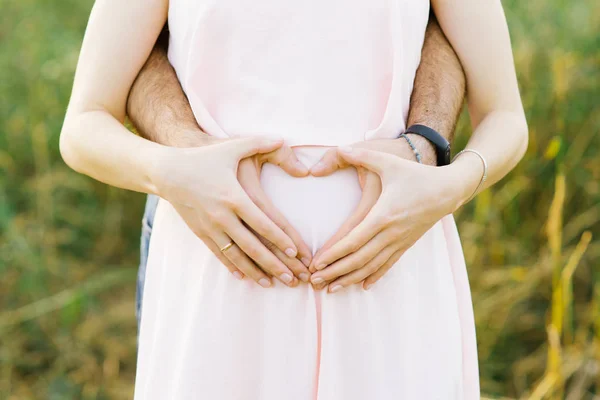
(233, 271, 244, 280)
(280, 273, 293, 284)
(285, 248, 297, 258)
(299, 273, 310, 282)
(301, 257, 311, 267)
(329, 285, 343, 293)
(316, 264, 327, 270)
(312, 277, 324, 285)
(364, 283, 372, 290)
(259, 278, 271, 288)
(339, 146, 353, 153)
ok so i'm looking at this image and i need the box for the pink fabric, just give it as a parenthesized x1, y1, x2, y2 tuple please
(167, 0, 429, 146)
(134, 1, 480, 398)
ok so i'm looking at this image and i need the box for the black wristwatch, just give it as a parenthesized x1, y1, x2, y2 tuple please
(404, 124, 451, 166)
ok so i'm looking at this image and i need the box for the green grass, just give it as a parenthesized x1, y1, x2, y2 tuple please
(1, 0, 599, 398)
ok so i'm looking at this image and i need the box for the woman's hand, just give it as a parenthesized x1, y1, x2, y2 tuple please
(308, 138, 419, 290)
(237, 147, 313, 283)
(309, 144, 467, 292)
(152, 136, 311, 288)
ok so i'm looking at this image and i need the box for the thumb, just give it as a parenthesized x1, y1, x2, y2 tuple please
(310, 147, 348, 177)
(226, 136, 284, 160)
(335, 146, 394, 176)
(259, 145, 309, 177)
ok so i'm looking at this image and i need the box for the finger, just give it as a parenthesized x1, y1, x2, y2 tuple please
(310, 173, 381, 270)
(225, 136, 284, 160)
(171, 204, 246, 281)
(336, 146, 396, 176)
(251, 196, 313, 268)
(311, 203, 387, 270)
(310, 230, 392, 285)
(256, 234, 310, 283)
(363, 248, 405, 290)
(240, 168, 313, 267)
(234, 193, 299, 258)
(260, 145, 309, 177)
(327, 245, 398, 293)
(199, 233, 245, 280)
(249, 207, 312, 276)
(221, 215, 298, 287)
(211, 231, 273, 288)
(309, 147, 347, 177)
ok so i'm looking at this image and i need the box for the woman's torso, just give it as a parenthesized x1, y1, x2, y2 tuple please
(167, 0, 430, 147)
(135, 4, 481, 398)
(165, 0, 430, 250)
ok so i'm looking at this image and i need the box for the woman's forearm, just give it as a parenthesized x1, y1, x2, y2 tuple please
(448, 110, 528, 209)
(431, 0, 529, 210)
(59, 0, 170, 194)
(60, 109, 167, 195)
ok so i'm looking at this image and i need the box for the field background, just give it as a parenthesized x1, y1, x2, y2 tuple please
(1, 0, 599, 399)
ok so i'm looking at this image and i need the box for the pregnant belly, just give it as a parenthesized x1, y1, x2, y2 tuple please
(260, 146, 363, 255)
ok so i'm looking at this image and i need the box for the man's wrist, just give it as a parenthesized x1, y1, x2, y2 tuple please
(404, 133, 437, 166)
(170, 129, 216, 148)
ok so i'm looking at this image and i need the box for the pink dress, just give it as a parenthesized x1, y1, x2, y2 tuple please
(135, 0, 480, 398)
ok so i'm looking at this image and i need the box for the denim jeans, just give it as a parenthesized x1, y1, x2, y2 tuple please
(136, 194, 159, 330)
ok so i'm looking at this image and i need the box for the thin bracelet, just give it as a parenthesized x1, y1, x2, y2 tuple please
(398, 133, 422, 164)
(451, 149, 488, 203)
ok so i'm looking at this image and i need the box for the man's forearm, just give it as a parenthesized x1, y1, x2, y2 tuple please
(126, 26, 205, 148)
(406, 13, 466, 165)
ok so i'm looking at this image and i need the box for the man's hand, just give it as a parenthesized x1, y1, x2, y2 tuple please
(152, 137, 311, 288)
(307, 139, 419, 290)
(308, 146, 464, 292)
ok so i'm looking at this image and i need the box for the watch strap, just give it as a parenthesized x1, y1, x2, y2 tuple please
(403, 124, 451, 166)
